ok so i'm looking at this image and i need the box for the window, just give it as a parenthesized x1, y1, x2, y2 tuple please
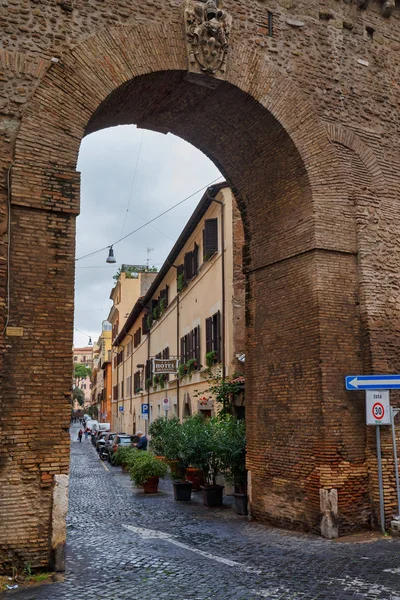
(134, 327, 142, 348)
(145, 359, 153, 387)
(113, 355, 117, 369)
(120, 381, 124, 399)
(126, 376, 131, 397)
(180, 326, 200, 368)
(177, 264, 185, 292)
(113, 385, 118, 400)
(205, 311, 221, 362)
(134, 370, 142, 393)
(142, 314, 150, 335)
(184, 243, 199, 281)
(74, 356, 78, 362)
(117, 349, 124, 366)
(203, 218, 218, 261)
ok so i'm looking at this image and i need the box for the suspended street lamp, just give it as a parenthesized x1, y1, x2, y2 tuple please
(106, 246, 116, 264)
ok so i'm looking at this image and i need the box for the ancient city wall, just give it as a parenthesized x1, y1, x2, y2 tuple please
(1, 0, 400, 569)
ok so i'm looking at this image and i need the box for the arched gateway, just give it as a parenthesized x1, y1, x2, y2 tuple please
(1, 0, 400, 571)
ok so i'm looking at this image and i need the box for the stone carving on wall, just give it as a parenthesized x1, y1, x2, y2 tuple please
(184, 0, 232, 79)
(354, 0, 395, 17)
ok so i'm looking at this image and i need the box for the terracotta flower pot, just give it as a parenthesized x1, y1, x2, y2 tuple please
(143, 476, 159, 494)
(185, 467, 204, 491)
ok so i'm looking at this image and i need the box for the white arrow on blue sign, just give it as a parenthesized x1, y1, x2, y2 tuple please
(346, 375, 400, 390)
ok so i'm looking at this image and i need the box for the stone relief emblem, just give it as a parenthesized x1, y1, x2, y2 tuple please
(184, 0, 232, 78)
(354, 0, 395, 17)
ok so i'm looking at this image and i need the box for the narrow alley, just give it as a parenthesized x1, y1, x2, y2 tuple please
(4, 425, 400, 600)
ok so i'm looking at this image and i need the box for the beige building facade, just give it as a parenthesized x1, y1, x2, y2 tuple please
(112, 184, 245, 434)
(91, 321, 112, 419)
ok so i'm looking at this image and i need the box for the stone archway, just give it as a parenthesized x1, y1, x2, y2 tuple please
(1, 5, 399, 571)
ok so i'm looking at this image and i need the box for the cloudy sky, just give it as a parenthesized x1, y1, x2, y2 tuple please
(74, 125, 222, 348)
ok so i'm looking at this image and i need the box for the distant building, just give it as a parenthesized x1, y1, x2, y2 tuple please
(112, 183, 245, 434)
(91, 321, 112, 422)
(73, 345, 93, 409)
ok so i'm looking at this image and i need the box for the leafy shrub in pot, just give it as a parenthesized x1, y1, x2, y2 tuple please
(129, 452, 167, 492)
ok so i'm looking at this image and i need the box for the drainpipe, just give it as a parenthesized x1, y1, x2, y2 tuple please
(111, 346, 120, 428)
(208, 190, 226, 380)
(147, 320, 151, 436)
(176, 292, 180, 419)
(125, 332, 134, 427)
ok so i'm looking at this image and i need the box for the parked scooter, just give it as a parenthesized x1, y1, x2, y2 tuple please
(99, 447, 108, 461)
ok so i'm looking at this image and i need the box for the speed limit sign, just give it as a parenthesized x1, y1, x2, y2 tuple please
(366, 390, 391, 425)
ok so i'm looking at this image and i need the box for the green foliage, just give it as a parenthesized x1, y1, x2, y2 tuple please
(145, 378, 152, 391)
(146, 314, 153, 330)
(129, 453, 167, 486)
(218, 417, 246, 492)
(73, 387, 85, 407)
(113, 265, 158, 281)
(74, 364, 92, 379)
(186, 358, 198, 377)
(152, 308, 158, 320)
(159, 297, 166, 315)
(182, 414, 246, 487)
(113, 446, 139, 467)
(149, 416, 179, 456)
(195, 372, 245, 415)
(178, 363, 186, 379)
(177, 273, 185, 292)
(205, 351, 217, 368)
(87, 405, 98, 419)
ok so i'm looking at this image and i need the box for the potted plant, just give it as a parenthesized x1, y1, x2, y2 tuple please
(163, 418, 193, 501)
(149, 416, 174, 458)
(220, 416, 247, 515)
(182, 415, 225, 506)
(129, 452, 167, 493)
(113, 446, 138, 472)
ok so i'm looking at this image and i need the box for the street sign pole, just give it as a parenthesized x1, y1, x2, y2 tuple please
(390, 407, 400, 518)
(376, 424, 386, 534)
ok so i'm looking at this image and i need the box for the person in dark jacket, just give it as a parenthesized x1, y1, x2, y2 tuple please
(133, 431, 148, 451)
(78, 429, 83, 442)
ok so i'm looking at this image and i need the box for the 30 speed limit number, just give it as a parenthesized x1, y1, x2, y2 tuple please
(366, 390, 391, 425)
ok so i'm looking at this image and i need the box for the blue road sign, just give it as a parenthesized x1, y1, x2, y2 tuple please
(119, 406, 124, 412)
(141, 403, 149, 414)
(346, 375, 400, 390)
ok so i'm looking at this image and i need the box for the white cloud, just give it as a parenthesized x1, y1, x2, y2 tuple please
(74, 125, 221, 347)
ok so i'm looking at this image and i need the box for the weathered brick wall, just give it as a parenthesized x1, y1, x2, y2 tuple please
(1, 0, 400, 569)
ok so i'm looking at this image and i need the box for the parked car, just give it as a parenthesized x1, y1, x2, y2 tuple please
(107, 434, 133, 463)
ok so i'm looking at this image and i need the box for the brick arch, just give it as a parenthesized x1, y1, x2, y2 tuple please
(325, 122, 385, 193)
(2, 19, 370, 570)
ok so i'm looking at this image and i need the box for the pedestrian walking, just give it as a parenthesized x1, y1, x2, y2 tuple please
(84, 429, 89, 440)
(78, 429, 83, 443)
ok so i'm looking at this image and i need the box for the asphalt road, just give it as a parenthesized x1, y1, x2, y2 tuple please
(3, 425, 400, 599)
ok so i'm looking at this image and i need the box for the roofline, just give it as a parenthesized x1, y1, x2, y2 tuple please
(114, 182, 228, 346)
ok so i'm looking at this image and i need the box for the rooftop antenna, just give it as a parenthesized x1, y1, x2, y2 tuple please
(146, 247, 154, 271)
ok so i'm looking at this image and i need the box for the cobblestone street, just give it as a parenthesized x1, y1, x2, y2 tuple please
(4, 425, 400, 600)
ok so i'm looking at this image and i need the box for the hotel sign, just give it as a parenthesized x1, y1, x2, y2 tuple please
(153, 358, 178, 374)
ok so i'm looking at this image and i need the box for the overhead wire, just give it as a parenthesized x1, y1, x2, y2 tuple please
(119, 131, 144, 239)
(75, 175, 223, 262)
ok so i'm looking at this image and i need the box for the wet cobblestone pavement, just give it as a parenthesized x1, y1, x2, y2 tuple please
(4, 425, 400, 599)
